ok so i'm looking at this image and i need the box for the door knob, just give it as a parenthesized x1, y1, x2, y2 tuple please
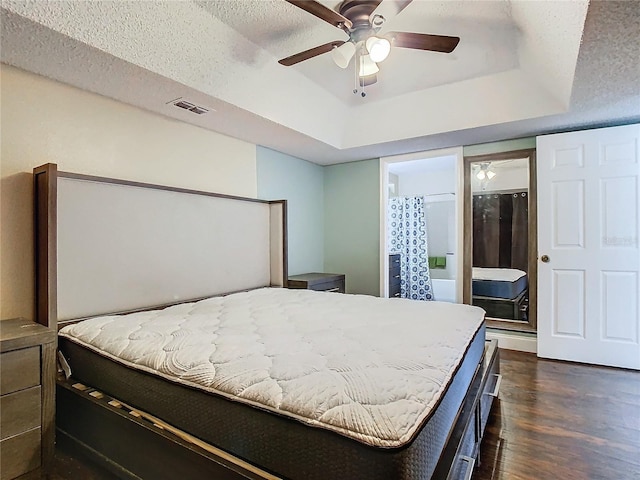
(541, 255, 550, 263)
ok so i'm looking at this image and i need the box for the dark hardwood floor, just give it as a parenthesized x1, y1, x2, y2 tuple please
(51, 434, 120, 480)
(475, 350, 640, 480)
(51, 349, 640, 479)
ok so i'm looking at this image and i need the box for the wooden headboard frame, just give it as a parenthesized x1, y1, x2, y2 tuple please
(33, 163, 288, 329)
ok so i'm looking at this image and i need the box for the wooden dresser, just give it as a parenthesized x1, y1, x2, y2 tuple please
(0, 318, 56, 480)
(287, 273, 345, 293)
(389, 254, 401, 298)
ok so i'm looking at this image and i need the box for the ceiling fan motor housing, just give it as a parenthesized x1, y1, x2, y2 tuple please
(339, 0, 382, 31)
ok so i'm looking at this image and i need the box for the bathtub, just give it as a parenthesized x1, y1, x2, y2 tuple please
(431, 279, 456, 303)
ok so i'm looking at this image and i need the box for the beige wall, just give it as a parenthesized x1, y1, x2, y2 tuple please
(1, 65, 257, 321)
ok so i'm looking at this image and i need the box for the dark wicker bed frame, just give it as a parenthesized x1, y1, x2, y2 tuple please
(33, 163, 500, 480)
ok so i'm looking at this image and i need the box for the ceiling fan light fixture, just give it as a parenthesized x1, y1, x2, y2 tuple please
(331, 41, 356, 69)
(486, 170, 496, 179)
(280, 0, 461, 96)
(359, 54, 379, 77)
(365, 36, 391, 63)
(359, 73, 377, 87)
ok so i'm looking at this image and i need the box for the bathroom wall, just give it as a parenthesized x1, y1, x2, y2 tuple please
(394, 161, 457, 281)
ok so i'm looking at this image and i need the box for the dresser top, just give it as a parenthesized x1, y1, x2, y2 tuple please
(0, 318, 56, 352)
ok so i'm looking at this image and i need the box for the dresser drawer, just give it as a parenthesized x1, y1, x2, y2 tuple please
(389, 283, 401, 298)
(0, 428, 41, 480)
(1, 386, 42, 440)
(479, 345, 500, 436)
(0, 347, 39, 395)
(448, 409, 478, 480)
(389, 254, 401, 270)
(0, 318, 54, 479)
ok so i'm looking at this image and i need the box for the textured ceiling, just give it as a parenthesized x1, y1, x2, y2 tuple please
(1, 0, 639, 165)
(203, 0, 521, 104)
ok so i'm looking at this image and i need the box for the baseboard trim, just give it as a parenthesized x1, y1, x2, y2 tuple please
(487, 329, 537, 353)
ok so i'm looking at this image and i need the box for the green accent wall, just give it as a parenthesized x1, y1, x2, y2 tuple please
(463, 137, 536, 156)
(257, 136, 537, 296)
(324, 159, 380, 296)
(256, 147, 324, 275)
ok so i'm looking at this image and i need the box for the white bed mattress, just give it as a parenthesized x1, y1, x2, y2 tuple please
(59, 288, 485, 448)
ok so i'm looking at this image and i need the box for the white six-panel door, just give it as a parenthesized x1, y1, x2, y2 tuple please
(537, 124, 640, 369)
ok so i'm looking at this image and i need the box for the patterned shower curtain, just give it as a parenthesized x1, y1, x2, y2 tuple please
(388, 197, 434, 301)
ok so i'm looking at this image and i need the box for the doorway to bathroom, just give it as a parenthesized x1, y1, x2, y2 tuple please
(380, 147, 464, 302)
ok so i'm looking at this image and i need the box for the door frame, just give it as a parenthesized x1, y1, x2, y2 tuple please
(379, 147, 465, 299)
(463, 148, 538, 332)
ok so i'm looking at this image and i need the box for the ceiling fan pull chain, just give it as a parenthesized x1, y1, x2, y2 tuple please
(353, 48, 359, 95)
(360, 46, 367, 97)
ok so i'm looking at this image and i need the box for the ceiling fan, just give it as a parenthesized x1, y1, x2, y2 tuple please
(278, 0, 460, 92)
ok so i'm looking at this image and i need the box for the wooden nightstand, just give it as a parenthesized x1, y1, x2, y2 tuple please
(287, 273, 346, 293)
(0, 318, 56, 480)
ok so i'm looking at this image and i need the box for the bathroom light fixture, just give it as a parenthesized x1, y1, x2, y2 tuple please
(476, 163, 496, 180)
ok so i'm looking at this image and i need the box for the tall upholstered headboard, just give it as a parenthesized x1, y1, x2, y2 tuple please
(33, 164, 287, 327)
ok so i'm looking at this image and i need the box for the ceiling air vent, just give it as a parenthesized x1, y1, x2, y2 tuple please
(167, 98, 211, 115)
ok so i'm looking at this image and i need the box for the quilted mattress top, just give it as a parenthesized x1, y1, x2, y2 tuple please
(59, 288, 484, 448)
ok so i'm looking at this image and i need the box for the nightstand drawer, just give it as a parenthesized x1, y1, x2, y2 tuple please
(0, 318, 55, 479)
(309, 279, 345, 293)
(0, 428, 41, 480)
(0, 347, 39, 395)
(1, 386, 42, 440)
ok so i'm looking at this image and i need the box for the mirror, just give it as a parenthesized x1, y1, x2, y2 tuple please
(463, 149, 537, 332)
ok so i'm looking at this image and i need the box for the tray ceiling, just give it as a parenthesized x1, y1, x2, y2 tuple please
(1, 0, 639, 164)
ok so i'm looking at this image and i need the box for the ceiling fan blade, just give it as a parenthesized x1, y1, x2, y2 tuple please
(286, 0, 352, 30)
(372, 0, 413, 21)
(388, 32, 460, 53)
(278, 41, 345, 66)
